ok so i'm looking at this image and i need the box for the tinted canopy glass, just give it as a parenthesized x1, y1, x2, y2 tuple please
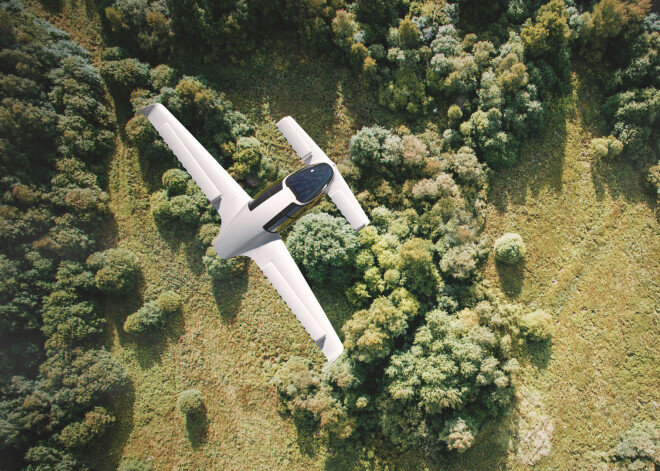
(285, 163, 334, 203)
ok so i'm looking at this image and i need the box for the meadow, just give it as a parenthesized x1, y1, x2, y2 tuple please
(6, 0, 658, 469)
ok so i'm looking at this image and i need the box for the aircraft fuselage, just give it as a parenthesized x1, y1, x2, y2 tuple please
(214, 163, 335, 258)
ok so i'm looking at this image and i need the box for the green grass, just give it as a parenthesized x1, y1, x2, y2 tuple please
(27, 3, 659, 468)
(472, 73, 660, 470)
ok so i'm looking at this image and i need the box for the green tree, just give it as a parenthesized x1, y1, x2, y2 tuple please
(286, 213, 359, 286)
(177, 389, 204, 417)
(493, 232, 526, 264)
(123, 301, 167, 334)
(87, 248, 140, 295)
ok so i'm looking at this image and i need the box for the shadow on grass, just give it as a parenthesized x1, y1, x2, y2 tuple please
(153, 221, 207, 277)
(495, 259, 525, 299)
(89, 379, 136, 471)
(523, 339, 553, 371)
(591, 155, 657, 207)
(489, 104, 568, 214)
(185, 407, 209, 448)
(211, 262, 249, 322)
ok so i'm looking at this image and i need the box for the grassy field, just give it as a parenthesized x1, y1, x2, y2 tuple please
(28, 2, 659, 469)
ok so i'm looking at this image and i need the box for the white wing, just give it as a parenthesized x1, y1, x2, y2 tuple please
(277, 117, 369, 231)
(138, 104, 249, 222)
(243, 237, 344, 364)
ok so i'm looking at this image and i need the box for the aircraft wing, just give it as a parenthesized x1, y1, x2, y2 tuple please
(243, 236, 344, 364)
(138, 104, 249, 222)
(277, 117, 369, 231)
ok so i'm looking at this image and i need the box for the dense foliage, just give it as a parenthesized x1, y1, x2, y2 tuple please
(2, 0, 656, 466)
(0, 3, 128, 469)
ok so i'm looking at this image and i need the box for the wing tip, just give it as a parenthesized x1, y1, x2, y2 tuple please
(137, 103, 162, 118)
(324, 344, 344, 364)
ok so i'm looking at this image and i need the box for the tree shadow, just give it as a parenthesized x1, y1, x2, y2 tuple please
(489, 104, 568, 214)
(185, 406, 209, 448)
(447, 411, 519, 471)
(153, 222, 207, 277)
(127, 303, 186, 370)
(211, 264, 249, 322)
(520, 339, 553, 371)
(495, 259, 525, 299)
(89, 379, 136, 471)
(591, 155, 657, 207)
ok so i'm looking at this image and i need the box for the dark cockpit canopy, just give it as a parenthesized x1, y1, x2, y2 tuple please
(285, 163, 334, 203)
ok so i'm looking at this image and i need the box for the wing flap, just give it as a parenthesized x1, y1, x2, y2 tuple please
(138, 104, 249, 221)
(244, 238, 344, 363)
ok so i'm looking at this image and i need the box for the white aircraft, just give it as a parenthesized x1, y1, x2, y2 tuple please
(138, 104, 369, 363)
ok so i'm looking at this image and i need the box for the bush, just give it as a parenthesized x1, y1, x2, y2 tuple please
(88, 248, 140, 294)
(613, 421, 658, 467)
(202, 247, 243, 280)
(162, 168, 190, 195)
(520, 310, 553, 341)
(198, 223, 220, 246)
(177, 389, 204, 417)
(156, 290, 182, 314)
(493, 233, 526, 264)
(123, 301, 167, 334)
(590, 136, 624, 159)
(648, 163, 660, 194)
(286, 213, 359, 286)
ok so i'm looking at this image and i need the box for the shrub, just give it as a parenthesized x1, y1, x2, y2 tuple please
(493, 233, 526, 264)
(441, 418, 475, 453)
(198, 223, 220, 246)
(286, 213, 359, 286)
(613, 421, 658, 466)
(156, 290, 182, 314)
(123, 302, 166, 334)
(648, 163, 660, 194)
(202, 247, 243, 280)
(177, 389, 204, 417)
(88, 248, 140, 295)
(590, 136, 624, 159)
(162, 168, 190, 195)
(520, 310, 553, 341)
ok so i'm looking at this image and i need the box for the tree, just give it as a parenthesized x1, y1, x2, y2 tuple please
(397, 237, 439, 297)
(286, 213, 359, 286)
(520, 310, 553, 342)
(493, 232, 526, 264)
(87, 248, 140, 295)
(177, 389, 204, 417)
(342, 296, 411, 363)
(123, 301, 167, 334)
(99, 58, 150, 91)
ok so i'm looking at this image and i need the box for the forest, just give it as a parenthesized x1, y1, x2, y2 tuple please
(0, 0, 658, 469)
